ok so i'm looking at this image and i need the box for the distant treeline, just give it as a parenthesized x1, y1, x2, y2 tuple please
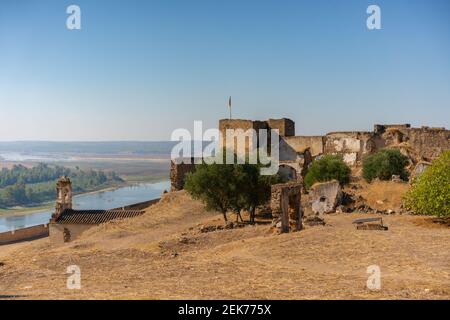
(0, 163, 70, 188)
(0, 164, 123, 208)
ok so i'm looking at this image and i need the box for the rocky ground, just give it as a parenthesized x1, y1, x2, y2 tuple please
(0, 189, 449, 300)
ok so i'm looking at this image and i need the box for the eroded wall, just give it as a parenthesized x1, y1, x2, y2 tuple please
(386, 127, 450, 162)
(0, 224, 49, 245)
(170, 160, 196, 191)
(283, 136, 324, 157)
(323, 131, 375, 165)
(297, 125, 449, 166)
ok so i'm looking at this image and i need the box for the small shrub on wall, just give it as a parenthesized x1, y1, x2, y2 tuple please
(405, 151, 450, 217)
(362, 149, 409, 182)
(304, 155, 351, 189)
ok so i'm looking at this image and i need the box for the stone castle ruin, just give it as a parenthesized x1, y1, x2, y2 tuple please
(170, 118, 449, 232)
(170, 118, 449, 191)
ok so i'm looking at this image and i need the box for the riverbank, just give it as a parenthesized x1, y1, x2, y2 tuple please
(0, 203, 53, 217)
(122, 173, 168, 183)
(0, 175, 168, 218)
(0, 179, 170, 233)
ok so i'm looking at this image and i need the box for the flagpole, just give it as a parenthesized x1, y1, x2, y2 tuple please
(229, 96, 232, 119)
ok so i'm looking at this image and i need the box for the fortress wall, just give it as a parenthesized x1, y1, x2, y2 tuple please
(376, 125, 450, 163)
(302, 126, 449, 166)
(267, 118, 295, 137)
(323, 132, 375, 165)
(283, 136, 324, 157)
(170, 160, 196, 191)
(374, 124, 411, 134)
(219, 119, 268, 137)
(0, 224, 49, 245)
(401, 128, 450, 161)
(218, 119, 267, 154)
(219, 119, 257, 132)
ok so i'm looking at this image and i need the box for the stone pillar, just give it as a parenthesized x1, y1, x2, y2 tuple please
(270, 182, 302, 233)
(52, 176, 72, 221)
(280, 188, 290, 233)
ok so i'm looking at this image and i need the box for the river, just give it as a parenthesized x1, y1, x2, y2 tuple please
(0, 180, 170, 233)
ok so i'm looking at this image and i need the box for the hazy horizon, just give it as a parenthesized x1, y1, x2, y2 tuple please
(1, 0, 450, 141)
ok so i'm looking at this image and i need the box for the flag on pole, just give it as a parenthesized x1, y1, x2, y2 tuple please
(228, 96, 232, 119)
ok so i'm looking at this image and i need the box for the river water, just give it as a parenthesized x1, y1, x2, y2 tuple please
(0, 180, 170, 233)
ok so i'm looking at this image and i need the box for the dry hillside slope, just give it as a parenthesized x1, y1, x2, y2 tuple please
(0, 191, 449, 299)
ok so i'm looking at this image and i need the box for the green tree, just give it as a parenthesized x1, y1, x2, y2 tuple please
(235, 164, 282, 223)
(405, 151, 450, 217)
(304, 155, 351, 189)
(362, 149, 409, 182)
(5, 183, 27, 205)
(184, 163, 236, 223)
(184, 158, 280, 224)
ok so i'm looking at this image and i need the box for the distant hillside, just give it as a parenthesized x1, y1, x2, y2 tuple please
(0, 141, 217, 160)
(0, 141, 177, 156)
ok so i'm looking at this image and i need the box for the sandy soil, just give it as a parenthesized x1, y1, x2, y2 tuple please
(0, 191, 449, 300)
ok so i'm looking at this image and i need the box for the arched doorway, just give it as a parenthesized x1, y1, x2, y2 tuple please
(278, 164, 297, 181)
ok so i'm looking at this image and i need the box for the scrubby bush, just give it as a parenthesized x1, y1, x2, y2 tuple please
(405, 151, 450, 217)
(304, 155, 351, 189)
(362, 149, 409, 182)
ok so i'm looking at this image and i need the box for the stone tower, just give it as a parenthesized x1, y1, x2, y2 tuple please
(52, 176, 72, 220)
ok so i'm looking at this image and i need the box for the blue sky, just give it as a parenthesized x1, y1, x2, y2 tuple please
(0, 0, 449, 141)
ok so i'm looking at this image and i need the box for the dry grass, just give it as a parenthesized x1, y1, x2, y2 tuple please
(348, 180, 410, 211)
(0, 191, 449, 300)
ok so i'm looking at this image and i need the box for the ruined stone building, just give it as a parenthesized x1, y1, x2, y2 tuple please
(169, 118, 448, 233)
(49, 177, 144, 243)
(170, 118, 449, 191)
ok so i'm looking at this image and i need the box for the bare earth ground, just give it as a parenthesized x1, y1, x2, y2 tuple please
(0, 191, 449, 300)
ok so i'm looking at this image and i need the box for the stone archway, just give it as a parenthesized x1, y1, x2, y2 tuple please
(278, 164, 298, 181)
